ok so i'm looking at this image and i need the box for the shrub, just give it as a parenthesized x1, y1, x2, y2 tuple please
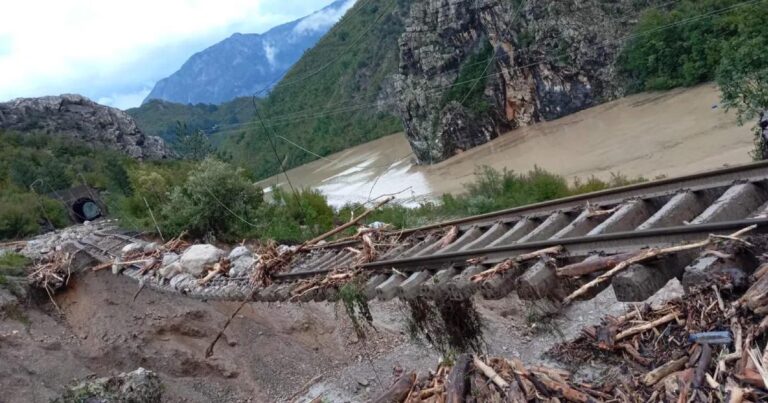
(0, 192, 68, 239)
(159, 158, 264, 240)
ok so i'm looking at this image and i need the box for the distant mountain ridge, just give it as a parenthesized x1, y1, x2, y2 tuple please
(143, 0, 355, 105)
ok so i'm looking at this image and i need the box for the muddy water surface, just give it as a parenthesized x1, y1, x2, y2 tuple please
(259, 84, 753, 206)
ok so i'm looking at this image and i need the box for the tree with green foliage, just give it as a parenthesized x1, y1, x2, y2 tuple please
(174, 122, 213, 161)
(620, 0, 768, 158)
(160, 158, 263, 240)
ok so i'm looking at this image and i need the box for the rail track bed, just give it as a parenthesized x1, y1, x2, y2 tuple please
(75, 161, 768, 305)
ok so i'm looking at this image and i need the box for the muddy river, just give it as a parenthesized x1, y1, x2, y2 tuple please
(258, 84, 754, 206)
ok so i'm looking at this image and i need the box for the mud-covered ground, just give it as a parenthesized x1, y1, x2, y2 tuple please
(0, 261, 685, 402)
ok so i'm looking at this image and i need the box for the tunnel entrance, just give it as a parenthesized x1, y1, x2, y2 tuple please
(71, 197, 103, 223)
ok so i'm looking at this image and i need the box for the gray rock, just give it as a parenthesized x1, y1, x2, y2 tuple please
(170, 273, 195, 291)
(0, 289, 18, 312)
(121, 242, 146, 257)
(394, 0, 656, 163)
(158, 262, 183, 280)
(119, 367, 162, 402)
(179, 244, 224, 277)
(58, 367, 162, 402)
(230, 256, 255, 277)
(0, 94, 170, 159)
(143, 242, 160, 254)
(161, 252, 179, 267)
(111, 257, 125, 275)
(228, 246, 251, 262)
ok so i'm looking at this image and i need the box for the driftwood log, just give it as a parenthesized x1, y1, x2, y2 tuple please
(446, 354, 471, 403)
(372, 372, 416, 403)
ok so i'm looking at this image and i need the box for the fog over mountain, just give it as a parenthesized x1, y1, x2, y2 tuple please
(144, 0, 355, 105)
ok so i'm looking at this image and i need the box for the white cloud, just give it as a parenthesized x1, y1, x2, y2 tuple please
(98, 87, 152, 110)
(0, 0, 338, 108)
(263, 42, 278, 68)
(294, 0, 356, 34)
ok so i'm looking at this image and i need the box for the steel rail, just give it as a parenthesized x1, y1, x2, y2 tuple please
(274, 218, 768, 280)
(308, 160, 768, 250)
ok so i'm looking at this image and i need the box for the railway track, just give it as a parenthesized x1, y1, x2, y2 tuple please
(78, 161, 768, 305)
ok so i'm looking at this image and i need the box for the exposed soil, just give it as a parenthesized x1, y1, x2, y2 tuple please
(0, 265, 672, 402)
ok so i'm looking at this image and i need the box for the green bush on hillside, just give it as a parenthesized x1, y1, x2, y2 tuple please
(158, 158, 263, 240)
(0, 192, 68, 239)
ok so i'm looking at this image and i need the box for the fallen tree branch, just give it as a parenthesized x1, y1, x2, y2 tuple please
(473, 356, 509, 389)
(557, 251, 643, 277)
(470, 246, 563, 283)
(563, 225, 756, 305)
(616, 311, 680, 341)
(208, 197, 395, 358)
(300, 196, 394, 251)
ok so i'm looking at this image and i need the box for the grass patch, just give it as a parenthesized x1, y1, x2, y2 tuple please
(0, 252, 30, 279)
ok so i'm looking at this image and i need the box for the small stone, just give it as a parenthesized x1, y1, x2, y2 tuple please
(143, 242, 160, 253)
(357, 379, 369, 387)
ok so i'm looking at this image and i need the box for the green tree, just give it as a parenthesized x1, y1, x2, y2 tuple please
(174, 122, 213, 161)
(160, 158, 264, 240)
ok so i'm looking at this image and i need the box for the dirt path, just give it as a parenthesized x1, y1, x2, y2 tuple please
(260, 84, 753, 206)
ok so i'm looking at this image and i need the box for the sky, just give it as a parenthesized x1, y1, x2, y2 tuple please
(0, 0, 339, 110)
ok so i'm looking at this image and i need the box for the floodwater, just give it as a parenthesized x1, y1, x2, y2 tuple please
(258, 84, 754, 206)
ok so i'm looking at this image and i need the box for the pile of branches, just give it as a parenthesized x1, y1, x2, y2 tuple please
(372, 354, 605, 403)
(28, 251, 73, 308)
(28, 251, 72, 293)
(545, 262, 768, 401)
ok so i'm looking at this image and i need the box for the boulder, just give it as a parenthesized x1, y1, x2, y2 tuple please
(228, 246, 251, 261)
(179, 245, 225, 277)
(230, 256, 255, 278)
(121, 242, 146, 257)
(0, 289, 18, 312)
(158, 262, 183, 280)
(58, 367, 162, 403)
(161, 252, 179, 267)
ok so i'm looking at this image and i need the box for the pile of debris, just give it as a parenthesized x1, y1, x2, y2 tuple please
(373, 240, 768, 402)
(54, 367, 162, 403)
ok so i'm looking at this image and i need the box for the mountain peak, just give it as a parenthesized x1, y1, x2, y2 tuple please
(143, 0, 355, 106)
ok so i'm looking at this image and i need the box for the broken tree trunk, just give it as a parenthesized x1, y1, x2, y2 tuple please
(446, 354, 471, 403)
(372, 372, 416, 403)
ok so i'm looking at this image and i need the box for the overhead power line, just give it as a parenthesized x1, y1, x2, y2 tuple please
(211, 0, 764, 137)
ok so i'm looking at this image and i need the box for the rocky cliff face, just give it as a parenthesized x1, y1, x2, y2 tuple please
(395, 0, 663, 163)
(0, 94, 170, 159)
